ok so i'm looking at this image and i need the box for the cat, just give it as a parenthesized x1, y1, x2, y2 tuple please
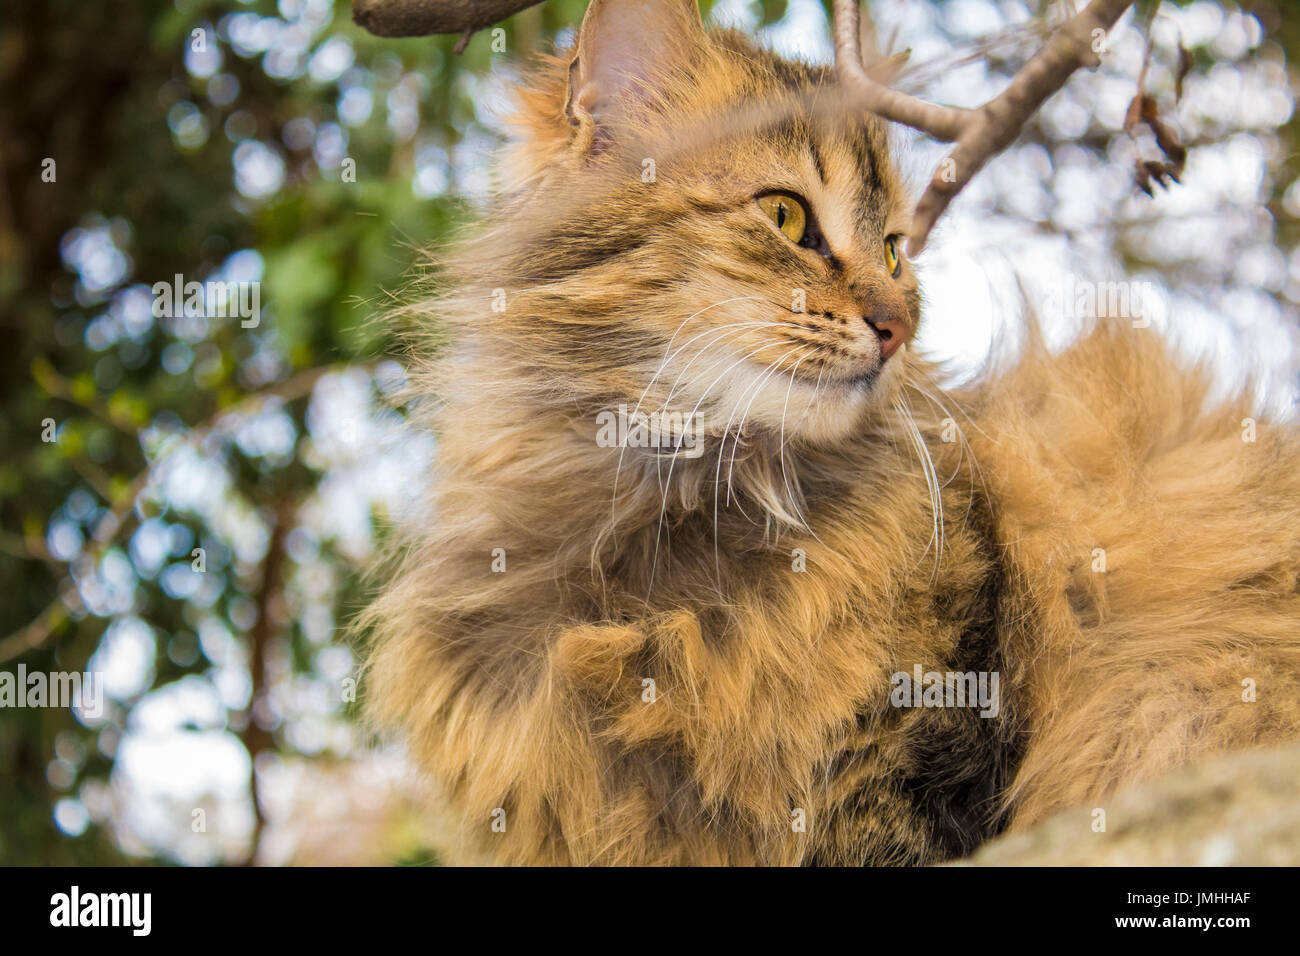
(361, 0, 1300, 865)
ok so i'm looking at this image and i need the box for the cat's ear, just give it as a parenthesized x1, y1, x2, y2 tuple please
(565, 0, 705, 146)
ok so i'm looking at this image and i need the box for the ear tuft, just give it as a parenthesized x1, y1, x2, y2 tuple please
(565, 0, 706, 143)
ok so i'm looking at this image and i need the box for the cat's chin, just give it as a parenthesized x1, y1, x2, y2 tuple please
(790, 360, 906, 444)
(693, 348, 907, 447)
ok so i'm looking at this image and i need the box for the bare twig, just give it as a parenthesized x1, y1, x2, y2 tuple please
(834, 0, 1136, 253)
(0, 599, 70, 665)
(1123, 6, 1187, 197)
(32, 356, 141, 436)
(0, 530, 51, 563)
(833, 1, 973, 143)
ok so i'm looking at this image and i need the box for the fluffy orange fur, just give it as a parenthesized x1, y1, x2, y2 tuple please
(361, 0, 1300, 865)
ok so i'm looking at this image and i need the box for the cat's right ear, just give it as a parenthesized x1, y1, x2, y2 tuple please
(565, 0, 705, 152)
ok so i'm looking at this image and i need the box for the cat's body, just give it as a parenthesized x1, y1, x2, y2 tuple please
(363, 1, 1300, 865)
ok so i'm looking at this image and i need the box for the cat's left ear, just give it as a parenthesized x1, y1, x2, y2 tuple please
(565, 0, 706, 148)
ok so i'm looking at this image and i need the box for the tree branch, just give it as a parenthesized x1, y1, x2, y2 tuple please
(833, 0, 973, 143)
(352, 0, 545, 38)
(239, 496, 294, 867)
(835, 0, 1136, 253)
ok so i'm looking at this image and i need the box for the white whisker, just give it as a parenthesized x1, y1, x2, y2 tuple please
(645, 340, 789, 598)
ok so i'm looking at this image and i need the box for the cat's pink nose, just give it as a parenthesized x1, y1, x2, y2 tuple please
(866, 308, 910, 362)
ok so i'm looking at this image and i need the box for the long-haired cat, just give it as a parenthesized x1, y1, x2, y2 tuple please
(361, 0, 1300, 865)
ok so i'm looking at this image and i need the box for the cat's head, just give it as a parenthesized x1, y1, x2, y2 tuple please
(455, 0, 920, 450)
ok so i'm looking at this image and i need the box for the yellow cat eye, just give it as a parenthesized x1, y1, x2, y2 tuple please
(758, 194, 807, 244)
(884, 235, 902, 278)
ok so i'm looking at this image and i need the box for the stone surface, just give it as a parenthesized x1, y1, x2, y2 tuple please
(961, 742, 1300, 866)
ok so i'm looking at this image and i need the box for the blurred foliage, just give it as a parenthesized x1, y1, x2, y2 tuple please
(0, 0, 774, 867)
(0, 0, 1295, 865)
